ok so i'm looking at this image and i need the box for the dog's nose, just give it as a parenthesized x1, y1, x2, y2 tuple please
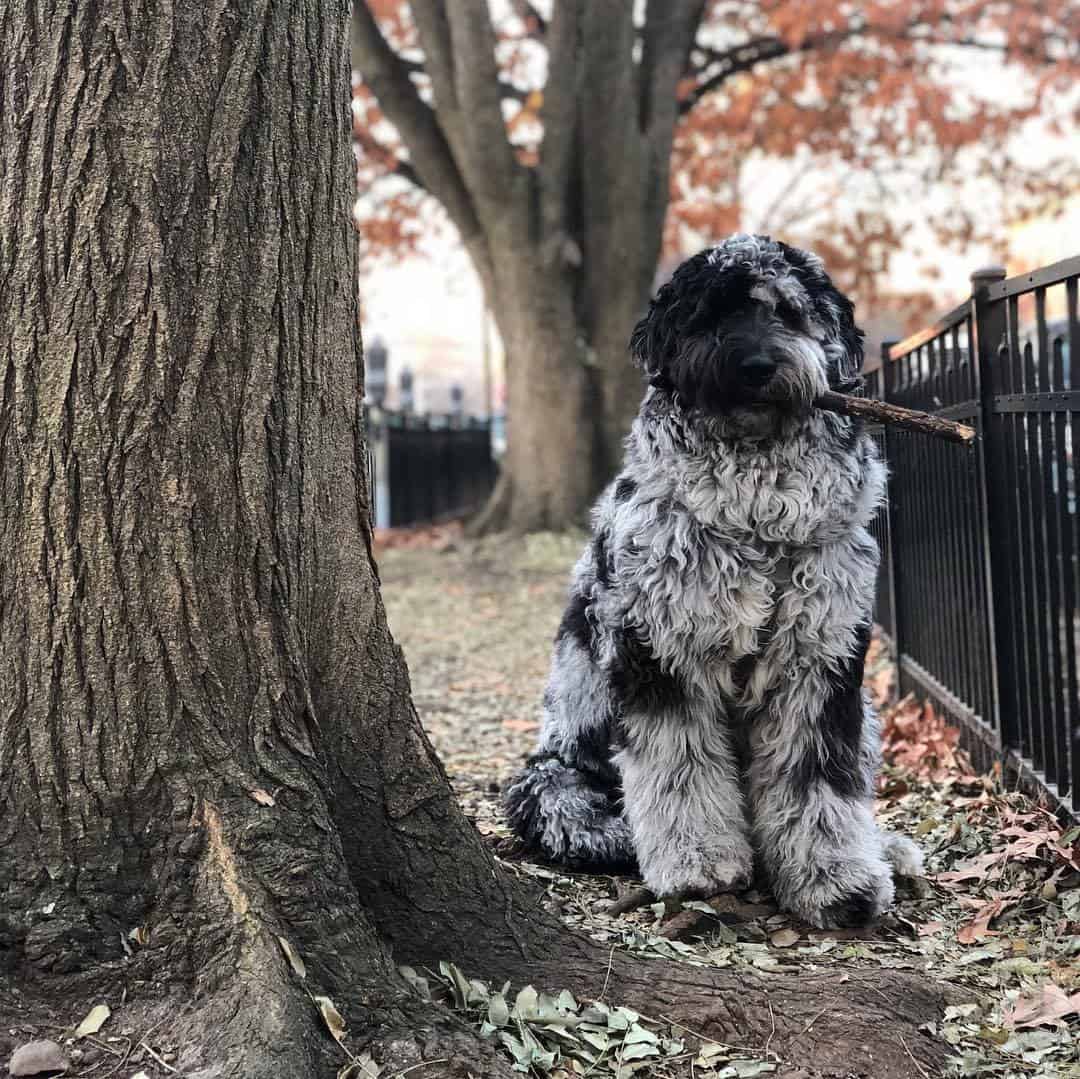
(738, 354, 777, 386)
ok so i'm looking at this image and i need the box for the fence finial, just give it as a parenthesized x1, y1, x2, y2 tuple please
(970, 265, 1006, 288)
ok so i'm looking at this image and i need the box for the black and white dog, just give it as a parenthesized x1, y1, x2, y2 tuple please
(505, 234, 921, 928)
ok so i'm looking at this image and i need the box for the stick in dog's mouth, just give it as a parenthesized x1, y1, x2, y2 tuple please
(814, 390, 976, 445)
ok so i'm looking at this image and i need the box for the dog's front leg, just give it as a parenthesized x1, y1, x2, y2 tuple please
(749, 676, 895, 929)
(616, 704, 753, 899)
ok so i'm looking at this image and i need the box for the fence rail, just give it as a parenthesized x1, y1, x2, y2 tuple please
(867, 254, 1080, 818)
(366, 407, 498, 529)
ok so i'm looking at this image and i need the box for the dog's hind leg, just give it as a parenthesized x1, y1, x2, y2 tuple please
(503, 753, 634, 870)
(505, 622, 635, 871)
(616, 697, 753, 899)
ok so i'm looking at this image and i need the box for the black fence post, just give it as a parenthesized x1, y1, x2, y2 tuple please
(971, 266, 1008, 751)
(880, 341, 903, 684)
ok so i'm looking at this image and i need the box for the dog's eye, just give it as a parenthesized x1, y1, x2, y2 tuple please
(775, 301, 804, 330)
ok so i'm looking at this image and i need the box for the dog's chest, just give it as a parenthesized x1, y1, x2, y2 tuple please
(679, 438, 866, 545)
(624, 444, 876, 695)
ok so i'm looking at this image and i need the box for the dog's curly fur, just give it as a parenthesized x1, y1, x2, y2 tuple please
(504, 234, 922, 928)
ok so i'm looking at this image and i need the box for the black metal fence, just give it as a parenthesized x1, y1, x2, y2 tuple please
(366, 408, 498, 528)
(866, 255, 1080, 818)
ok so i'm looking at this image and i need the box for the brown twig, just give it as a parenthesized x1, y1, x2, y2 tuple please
(815, 390, 976, 444)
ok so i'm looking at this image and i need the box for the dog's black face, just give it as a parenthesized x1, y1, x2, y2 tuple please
(630, 235, 864, 415)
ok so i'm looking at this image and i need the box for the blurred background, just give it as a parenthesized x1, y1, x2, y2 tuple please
(351, 6, 1080, 994)
(349, 1, 1079, 531)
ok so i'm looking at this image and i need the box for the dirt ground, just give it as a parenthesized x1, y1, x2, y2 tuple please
(377, 526, 1080, 1079)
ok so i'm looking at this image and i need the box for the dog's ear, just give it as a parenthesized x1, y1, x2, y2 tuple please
(630, 252, 715, 382)
(828, 289, 865, 391)
(630, 289, 679, 383)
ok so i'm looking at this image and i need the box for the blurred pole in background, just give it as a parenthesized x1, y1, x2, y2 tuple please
(482, 303, 493, 420)
(399, 366, 414, 414)
(366, 335, 388, 406)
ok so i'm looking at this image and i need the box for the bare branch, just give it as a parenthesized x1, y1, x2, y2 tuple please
(635, 2, 707, 294)
(350, 4, 484, 260)
(498, 79, 531, 104)
(640, 1, 707, 134)
(904, 32, 1066, 63)
(391, 159, 426, 191)
(679, 35, 793, 115)
(754, 162, 812, 232)
(409, 1, 459, 112)
(679, 22, 1067, 116)
(443, 3, 529, 221)
(354, 124, 429, 193)
(538, 0, 583, 246)
(578, 4, 647, 332)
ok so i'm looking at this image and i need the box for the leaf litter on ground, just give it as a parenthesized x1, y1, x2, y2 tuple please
(379, 529, 1080, 1077)
(396, 961, 774, 1078)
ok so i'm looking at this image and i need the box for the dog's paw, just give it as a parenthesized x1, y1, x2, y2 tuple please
(882, 832, 923, 879)
(642, 840, 754, 900)
(504, 758, 637, 871)
(817, 876, 894, 928)
(785, 856, 895, 929)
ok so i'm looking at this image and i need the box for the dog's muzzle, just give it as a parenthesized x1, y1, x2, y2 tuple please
(737, 353, 779, 388)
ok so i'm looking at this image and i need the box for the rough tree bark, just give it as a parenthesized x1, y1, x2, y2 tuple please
(1, 2, 948, 1077)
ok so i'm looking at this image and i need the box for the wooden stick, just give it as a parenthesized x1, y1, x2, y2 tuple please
(815, 389, 976, 445)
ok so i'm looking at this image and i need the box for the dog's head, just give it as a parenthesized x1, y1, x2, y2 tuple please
(630, 235, 864, 415)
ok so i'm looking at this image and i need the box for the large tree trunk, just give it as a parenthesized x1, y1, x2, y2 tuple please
(2, 3, 949, 1076)
(470, 259, 607, 534)
(467, 228, 658, 534)
(0, 3, 511, 1074)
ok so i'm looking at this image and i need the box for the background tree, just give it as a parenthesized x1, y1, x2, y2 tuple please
(1, 1, 952, 1075)
(351, 0, 1078, 532)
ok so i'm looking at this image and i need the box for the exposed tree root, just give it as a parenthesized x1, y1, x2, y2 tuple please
(363, 1012, 520, 1079)
(445, 936, 948, 1079)
(465, 468, 514, 537)
(364, 857, 950, 1079)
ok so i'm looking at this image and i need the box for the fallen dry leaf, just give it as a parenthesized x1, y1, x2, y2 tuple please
(1003, 983, 1080, 1029)
(501, 719, 540, 732)
(956, 894, 1020, 944)
(935, 850, 1005, 886)
(658, 908, 710, 940)
(278, 935, 307, 980)
(338, 1055, 382, 1079)
(74, 1004, 110, 1038)
(315, 995, 347, 1044)
(770, 928, 800, 948)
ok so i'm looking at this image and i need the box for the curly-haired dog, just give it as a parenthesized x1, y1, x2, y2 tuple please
(504, 234, 922, 928)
